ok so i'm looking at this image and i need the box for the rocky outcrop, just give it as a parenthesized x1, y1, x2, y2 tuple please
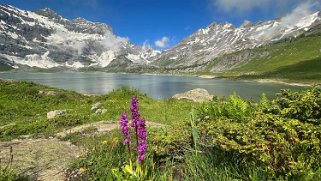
(90, 102, 107, 114)
(172, 88, 213, 102)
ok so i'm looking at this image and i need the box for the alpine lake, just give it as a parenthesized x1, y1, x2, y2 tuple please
(0, 72, 308, 100)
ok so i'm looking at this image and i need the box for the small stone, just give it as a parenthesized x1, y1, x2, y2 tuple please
(95, 109, 107, 114)
(47, 109, 67, 119)
(91, 102, 101, 111)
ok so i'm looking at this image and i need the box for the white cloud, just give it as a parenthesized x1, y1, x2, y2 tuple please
(280, 1, 318, 26)
(100, 31, 128, 52)
(213, 0, 321, 15)
(215, 0, 269, 14)
(155, 36, 170, 48)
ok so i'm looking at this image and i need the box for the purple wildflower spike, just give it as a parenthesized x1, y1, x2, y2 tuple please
(137, 118, 147, 163)
(128, 96, 147, 163)
(120, 112, 131, 145)
(130, 96, 140, 129)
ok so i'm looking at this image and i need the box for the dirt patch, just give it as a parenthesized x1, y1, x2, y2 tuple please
(56, 120, 165, 138)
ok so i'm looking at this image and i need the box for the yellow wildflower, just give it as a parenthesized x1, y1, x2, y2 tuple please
(79, 167, 87, 172)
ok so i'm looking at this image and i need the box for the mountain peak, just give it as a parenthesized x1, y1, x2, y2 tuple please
(208, 22, 217, 29)
(35, 7, 62, 20)
(219, 22, 235, 29)
(72, 17, 89, 23)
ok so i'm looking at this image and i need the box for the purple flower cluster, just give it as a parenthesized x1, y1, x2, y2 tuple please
(130, 96, 140, 129)
(137, 118, 147, 163)
(120, 112, 131, 145)
(119, 96, 147, 163)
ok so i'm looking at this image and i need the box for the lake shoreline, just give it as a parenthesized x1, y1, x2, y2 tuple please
(1, 69, 318, 87)
(142, 72, 314, 87)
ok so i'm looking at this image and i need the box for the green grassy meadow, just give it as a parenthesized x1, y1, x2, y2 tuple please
(0, 80, 194, 141)
(211, 34, 321, 83)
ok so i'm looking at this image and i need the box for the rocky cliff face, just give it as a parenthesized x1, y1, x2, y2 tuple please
(0, 5, 159, 70)
(151, 11, 321, 72)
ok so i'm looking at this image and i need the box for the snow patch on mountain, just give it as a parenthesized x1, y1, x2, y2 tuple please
(65, 61, 85, 69)
(2, 52, 60, 69)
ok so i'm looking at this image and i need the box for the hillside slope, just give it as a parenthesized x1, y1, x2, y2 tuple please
(208, 33, 321, 83)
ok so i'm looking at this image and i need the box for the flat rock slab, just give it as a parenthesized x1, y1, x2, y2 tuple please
(47, 109, 67, 119)
(172, 88, 213, 102)
(56, 121, 119, 138)
(0, 139, 83, 181)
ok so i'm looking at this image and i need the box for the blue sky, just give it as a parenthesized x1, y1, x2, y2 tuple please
(2, 0, 321, 49)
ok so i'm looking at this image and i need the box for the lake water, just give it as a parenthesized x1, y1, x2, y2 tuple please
(0, 72, 308, 100)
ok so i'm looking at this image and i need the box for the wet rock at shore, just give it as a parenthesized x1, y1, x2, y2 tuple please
(172, 88, 213, 102)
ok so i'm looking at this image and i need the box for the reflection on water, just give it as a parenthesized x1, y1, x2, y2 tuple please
(0, 72, 307, 100)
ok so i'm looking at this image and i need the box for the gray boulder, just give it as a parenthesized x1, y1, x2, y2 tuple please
(172, 88, 213, 102)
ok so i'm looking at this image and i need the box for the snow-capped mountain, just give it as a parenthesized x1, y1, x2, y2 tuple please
(0, 5, 159, 70)
(152, 10, 321, 71)
(1, 4, 321, 72)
